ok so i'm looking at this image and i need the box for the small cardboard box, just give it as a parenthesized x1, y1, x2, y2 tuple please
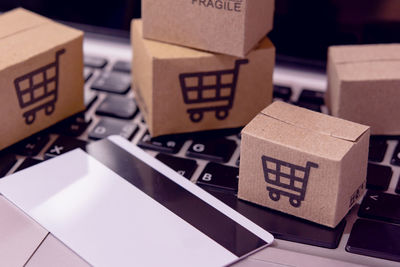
(0, 8, 84, 150)
(326, 44, 400, 135)
(142, 0, 274, 57)
(238, 102, 370, 228)
(131, 19, 275, 137)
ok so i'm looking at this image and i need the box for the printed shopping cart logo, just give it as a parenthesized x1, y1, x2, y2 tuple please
(261, 155, 319, 208)
(14, 49, 65, 125)
(179, 59, 248, 123)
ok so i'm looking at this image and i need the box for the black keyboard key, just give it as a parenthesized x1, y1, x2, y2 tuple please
(187, 138, 237, 163)
(84, 56, 107, 68)
(54, 114, 92, 137)
(15, 158, 43, 172)
(359, 191, 400, 224)
(96, 95, 138, 119)
(273, 85, 292, 101)
(138, 132, 184, 154)
(295, 101, 322, 112)
(112, 60, 131, 73)
(13, 134, 50, 157)
(368, 136, 387, 162)
(155, 153, 197, 179)
(346, 219, 400, 262)
(391, 142, 400, 166)
(366, 163, 392, 191)
(0, 153, 17, 178)
(208, 190, 346, 249)
(44, 136, 87, 159)
(84, 67, 93, 82)
(235, 156, 240, 166)
(197, 162, 238, 193)
(298, 89, 325, 105)
(88, 118, 138, 140)
(91, 72, 131, 94)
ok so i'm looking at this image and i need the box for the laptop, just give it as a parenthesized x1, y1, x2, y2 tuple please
(0, 1, 399, 266)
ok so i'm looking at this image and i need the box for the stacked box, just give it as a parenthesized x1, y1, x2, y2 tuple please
(132, 20, 275, 137)
(135, 0, 276, 137)
(142, 0, 275, 57)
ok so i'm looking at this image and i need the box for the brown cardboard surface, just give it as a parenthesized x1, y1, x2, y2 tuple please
(132, 19, 275, 137)
(0, 8, 84, 150)
(142, 0, 274, 57)
(238, 102, 370, 228)
(0, 8, 50, 40)
(0, 195, 48, 267)
(326, 44, 400, 135)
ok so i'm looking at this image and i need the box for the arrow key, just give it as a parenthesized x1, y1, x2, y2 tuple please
(358, 190, 400, 224)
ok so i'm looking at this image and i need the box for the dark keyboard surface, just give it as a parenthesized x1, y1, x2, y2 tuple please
(1, 54, 400, 264)
(346, 219, 400, 262)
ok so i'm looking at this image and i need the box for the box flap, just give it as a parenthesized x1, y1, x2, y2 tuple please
(330, 44, 400, 64)
(0, 9, 83, 72)
(0, 8, 51, 40)
(261, 102, 369, 142)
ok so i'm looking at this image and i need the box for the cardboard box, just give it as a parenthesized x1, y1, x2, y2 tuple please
(326, 44, 400, 135)
(0, 8, 84, 150)
(131, 19, 275, 137)
(142, 0, 274, 57)
(238, 102, 370, 228)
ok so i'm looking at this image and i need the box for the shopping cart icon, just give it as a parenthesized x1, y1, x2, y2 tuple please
(14, 49, 65, 125)
(179, 59, 249, 123)
(261, 155, 319, 208)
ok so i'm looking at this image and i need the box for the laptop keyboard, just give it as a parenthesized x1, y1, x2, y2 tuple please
(1, 51, 400, 264)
